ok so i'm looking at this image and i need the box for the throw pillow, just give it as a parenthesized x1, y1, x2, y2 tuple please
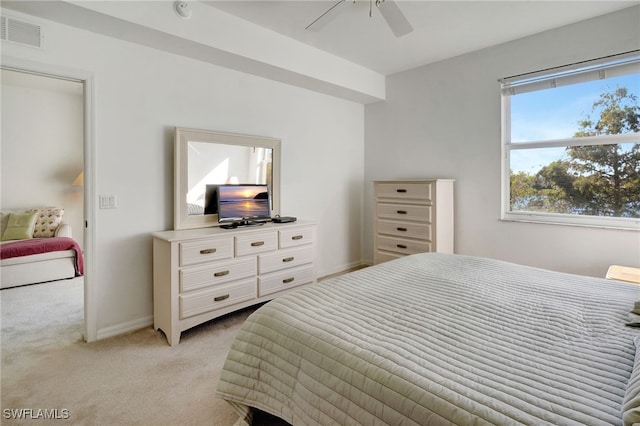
(1, 211, 38, 241)
(0, 211, 11, 236)
(29, 207, 64, 238)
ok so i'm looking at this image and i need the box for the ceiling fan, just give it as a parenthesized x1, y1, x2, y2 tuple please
(305, 0, 414, 38)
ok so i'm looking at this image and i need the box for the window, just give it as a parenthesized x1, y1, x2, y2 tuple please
(500, 51, 640, 230)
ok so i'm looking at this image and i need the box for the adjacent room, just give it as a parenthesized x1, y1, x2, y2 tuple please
(1, 69, 85, 344)
(1, 1, 638, 425)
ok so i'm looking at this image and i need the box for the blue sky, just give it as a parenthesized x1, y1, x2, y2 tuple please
(509, 72, 639, 173)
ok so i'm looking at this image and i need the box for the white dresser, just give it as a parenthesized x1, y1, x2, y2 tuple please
(152, 221, 316, 345)
(374, 179, 454, 264)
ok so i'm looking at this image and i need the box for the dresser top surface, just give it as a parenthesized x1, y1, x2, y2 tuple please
(153, 220, 316, 242)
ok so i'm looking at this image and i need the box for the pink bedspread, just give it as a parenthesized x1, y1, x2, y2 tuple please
(0, 237, 84, 276)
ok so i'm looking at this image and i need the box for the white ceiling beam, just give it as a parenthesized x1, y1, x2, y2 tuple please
(2, 1, 385, 104)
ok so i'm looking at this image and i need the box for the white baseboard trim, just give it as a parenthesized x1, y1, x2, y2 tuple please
(318, 260, 367, 281)
(96, 315, 153, 341)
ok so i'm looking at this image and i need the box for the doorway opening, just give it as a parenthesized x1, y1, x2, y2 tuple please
(1, 63, 94, 341)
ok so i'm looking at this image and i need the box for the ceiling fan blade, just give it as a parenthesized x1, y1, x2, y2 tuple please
(305, 0, 348, 31)
(378, 0, 413, 37)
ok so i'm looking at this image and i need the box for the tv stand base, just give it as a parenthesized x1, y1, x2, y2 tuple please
(220, 219, 265, 229)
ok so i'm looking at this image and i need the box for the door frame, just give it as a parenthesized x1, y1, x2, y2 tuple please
(2, 57, 97, 342)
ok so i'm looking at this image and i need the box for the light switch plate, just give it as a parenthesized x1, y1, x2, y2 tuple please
(99, 194, 117, 209)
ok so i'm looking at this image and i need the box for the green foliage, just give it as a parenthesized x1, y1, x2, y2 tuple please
(509, 171, 537, 210)
(574, 87, 639, 136)
(510, 86, 640, 218)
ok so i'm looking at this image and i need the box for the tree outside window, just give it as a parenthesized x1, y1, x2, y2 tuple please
(510, 87, 639, 218)
(501, 54, 640, 229)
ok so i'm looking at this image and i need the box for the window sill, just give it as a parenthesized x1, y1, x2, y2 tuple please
(501, 212, 640, 231)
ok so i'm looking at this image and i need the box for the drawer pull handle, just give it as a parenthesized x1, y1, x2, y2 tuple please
(214, 294, 230, 302)
(397, 210, 407, 215)
(397, 227, 407, 232)
(282, 256, 295, 262)
(214, 270, 230, 277)
(200, 248, 216, 254)
(397, 244, 408, 249)
(251, 241, 265, 247)
(396, 189, 407, 193)
(291, 235, 303, 240)
(283, 277, 295, 284)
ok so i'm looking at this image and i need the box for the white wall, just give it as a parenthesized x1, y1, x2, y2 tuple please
(1, 70, 84, 247)
(1, 12, 364, 336)
(364, 6, 640, 277)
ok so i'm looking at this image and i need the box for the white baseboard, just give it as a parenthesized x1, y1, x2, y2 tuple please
(318, 260, 367, 281)
(96, 315, 153, 341)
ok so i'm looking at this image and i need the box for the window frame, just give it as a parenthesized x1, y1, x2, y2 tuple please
(500, 53, 640, 231)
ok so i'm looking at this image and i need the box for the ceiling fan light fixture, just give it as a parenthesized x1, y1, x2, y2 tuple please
(305, 0, 413, 38)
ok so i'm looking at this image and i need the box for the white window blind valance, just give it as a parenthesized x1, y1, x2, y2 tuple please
(500, 50, 640, 96)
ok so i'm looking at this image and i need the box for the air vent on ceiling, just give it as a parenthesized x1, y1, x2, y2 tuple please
(1, 15, 43, 49)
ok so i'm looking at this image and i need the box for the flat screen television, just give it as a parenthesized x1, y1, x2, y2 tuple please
(216, 184, 271, 224)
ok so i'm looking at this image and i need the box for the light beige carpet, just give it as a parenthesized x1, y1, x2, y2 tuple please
(1, 278, 286, 425)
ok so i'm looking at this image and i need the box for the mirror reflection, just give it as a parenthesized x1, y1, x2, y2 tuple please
(174, 128, 281, 230)
(186, 142, 273, 216)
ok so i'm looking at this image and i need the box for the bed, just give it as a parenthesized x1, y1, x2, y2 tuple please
(0, 236, 84, 289)
(216, 253, 640, 425)
(1, 207, 84, 289)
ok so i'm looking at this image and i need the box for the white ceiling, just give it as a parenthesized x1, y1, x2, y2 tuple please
(205, 0, 639, 75)
(3, 0, 637, 103)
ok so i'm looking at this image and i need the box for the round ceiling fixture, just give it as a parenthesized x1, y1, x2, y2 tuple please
(174, 1, 191, 19)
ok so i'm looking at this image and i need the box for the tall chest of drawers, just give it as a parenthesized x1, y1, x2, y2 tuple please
(374, 179, 454, 264)
(152, 222, 316, 346)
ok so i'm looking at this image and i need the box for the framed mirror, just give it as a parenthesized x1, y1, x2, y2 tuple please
(174, 127, 281, 230)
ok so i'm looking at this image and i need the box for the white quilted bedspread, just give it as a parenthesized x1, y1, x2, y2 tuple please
(217, 253, 640, 425)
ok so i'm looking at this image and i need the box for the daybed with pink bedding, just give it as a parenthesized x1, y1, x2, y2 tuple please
(0, 208, 84, 289)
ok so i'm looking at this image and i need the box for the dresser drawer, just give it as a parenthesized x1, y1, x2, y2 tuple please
(258, 245, 313, 274)
(179, 236, 234, 267)
(235, 231, 278, 257)
(376, 182, 432, 200)
(258, 265, 315, 297)
(377, 203, 432, 222)
(179, 277, 256, 320)
(180, 257, 256, 293)
(279, 226, 314, 248)
(376, 235, 431, 255)
(376, 220, 431, 240)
